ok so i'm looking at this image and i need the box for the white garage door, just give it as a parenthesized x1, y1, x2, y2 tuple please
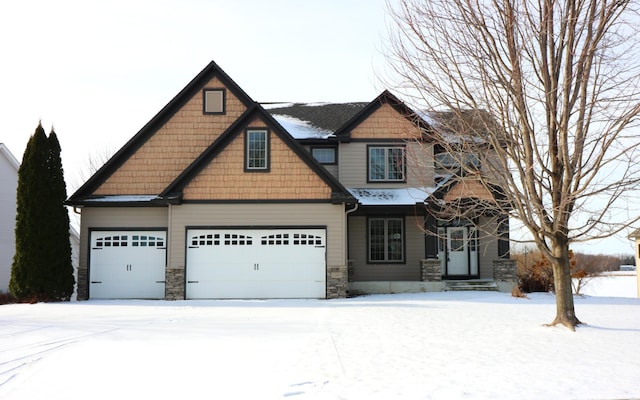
(186, 228, 326, 299)
(89, 231, 166, 299)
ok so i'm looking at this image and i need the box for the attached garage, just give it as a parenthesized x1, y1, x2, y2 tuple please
(89, 230, 167, 299)
(185, 228, 326, 299)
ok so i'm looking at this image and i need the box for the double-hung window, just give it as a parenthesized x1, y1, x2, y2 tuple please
(368, 217, 404, 262)
(245, 129, 269, 171)
(368, 146, 405, 182)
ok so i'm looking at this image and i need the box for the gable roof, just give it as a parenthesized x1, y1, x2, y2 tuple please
(67, 61, 354, 206)
(68, 61, 256, 204)
(333, 90, 433, 141)
(160, 105, 354, 203)
(0, 143, 20, 171)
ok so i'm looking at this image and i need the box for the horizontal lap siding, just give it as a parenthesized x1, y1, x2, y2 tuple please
(339, 142, 435, 189)
(78, 207, 169, 278)
(348, 215, 424, 281)
(169, 203, 346, 270)
(94, 76, 247, 195)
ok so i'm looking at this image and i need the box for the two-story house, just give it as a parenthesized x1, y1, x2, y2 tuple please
(67, 61, 514, 300)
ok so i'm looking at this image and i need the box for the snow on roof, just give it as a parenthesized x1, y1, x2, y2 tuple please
(271, 114, 334, 140)
(348, 187, 436, 206)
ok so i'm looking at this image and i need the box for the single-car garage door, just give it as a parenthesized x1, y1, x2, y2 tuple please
(89, 231, 167, 299)
(186, 228, 326, 299)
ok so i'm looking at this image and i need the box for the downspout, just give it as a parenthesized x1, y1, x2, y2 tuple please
(344, 202, 359, 274)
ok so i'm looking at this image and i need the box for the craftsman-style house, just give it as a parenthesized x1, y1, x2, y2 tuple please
(67, 61, 514, 300)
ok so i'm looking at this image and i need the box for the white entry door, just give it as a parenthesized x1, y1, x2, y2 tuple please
(89, 231, 166, 299)
(186, 228, 326, 299)
(447, 227, 469, 275)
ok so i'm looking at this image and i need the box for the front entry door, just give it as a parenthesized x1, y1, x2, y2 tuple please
(447, 227, 469, 275)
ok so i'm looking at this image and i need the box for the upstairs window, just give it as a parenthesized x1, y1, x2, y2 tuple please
(311, 147, 336, 164)
(245, 129, 269, 171)
(203, 89, 226, 114)
(368, 146, 405, 182)
(435, 152, 480, 170)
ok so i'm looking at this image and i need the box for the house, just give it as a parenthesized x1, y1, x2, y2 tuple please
(627, 228, 640, 297)
(67, 60, 515, 300)
(1, 143, 80, 296)
(0, 143, 20, 293)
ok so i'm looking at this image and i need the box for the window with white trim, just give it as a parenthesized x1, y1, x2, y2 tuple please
(245, 129, 269, 171)
(368, 146, 405, 182)
(368, 217, 404, 262)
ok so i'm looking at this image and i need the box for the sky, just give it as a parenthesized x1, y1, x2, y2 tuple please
(0, 0, 637, 256)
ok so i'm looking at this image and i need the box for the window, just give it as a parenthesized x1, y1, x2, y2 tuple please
(368, 218, 404, 262)
(203, 89, 225, 114)
(311, 147, 336, 164)
(368, 146, 405, 182)
(435, 152, 480, 170)
(245, 129, 269, 171)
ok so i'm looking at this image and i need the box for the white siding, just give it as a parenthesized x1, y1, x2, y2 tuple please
(0, 147, 18, 293)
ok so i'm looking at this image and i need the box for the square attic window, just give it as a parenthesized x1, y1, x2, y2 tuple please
(203, 89, 225, 114)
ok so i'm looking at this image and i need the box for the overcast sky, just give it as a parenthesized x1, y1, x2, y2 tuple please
(1, 0, 391, 180)
(0, 0, 635, 256)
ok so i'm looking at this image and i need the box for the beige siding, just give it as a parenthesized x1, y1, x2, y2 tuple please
(94, 76, 248, 195)
(348, 215, 425, 281)
(78, 207, 169, 272)
(339, 142, 434, 188)
(183, 126, 332, 201)
(168, 203, 346, 270)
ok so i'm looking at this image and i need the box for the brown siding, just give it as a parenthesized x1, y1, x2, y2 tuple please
(444, 179, 495, 203)
(94, 76, 248, 195)
(348, 215, 424, 281)
(168, 203, 346, 270)
(350, 103, 423, 140)
(183, 127, 332, 200)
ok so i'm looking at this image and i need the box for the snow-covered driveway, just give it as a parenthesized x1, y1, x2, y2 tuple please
(1, 285, 639, 399)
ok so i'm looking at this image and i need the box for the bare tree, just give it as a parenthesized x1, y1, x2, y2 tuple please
(386, 0, 640, 330)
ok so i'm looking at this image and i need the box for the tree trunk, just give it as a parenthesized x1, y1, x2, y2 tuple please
(547, 243, 583, 331)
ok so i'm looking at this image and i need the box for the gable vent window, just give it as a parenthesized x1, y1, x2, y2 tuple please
(203, 89, 226, 114)
(245, 129, 269, 171)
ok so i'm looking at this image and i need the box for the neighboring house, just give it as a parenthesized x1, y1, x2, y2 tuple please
(1, 143, 80, 297)
(0, 143, 20, 293)
(627, 228, 640, 297)
(67, 60, 514, 300)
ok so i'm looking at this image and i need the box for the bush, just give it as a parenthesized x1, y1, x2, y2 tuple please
(0, 292, 17, 305)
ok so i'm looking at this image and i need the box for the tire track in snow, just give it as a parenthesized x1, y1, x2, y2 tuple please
(0, 328, 118, 389)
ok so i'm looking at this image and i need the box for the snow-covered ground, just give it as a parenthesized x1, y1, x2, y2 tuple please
(1, 275, 638, 400)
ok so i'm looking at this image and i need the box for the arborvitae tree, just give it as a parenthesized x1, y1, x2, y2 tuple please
(9, 124, 74, 301)
(44, 130, 74, 300)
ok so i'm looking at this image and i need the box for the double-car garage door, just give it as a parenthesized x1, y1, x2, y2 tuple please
(89, 228, 326, 299)
(186, 228, 326, 299)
